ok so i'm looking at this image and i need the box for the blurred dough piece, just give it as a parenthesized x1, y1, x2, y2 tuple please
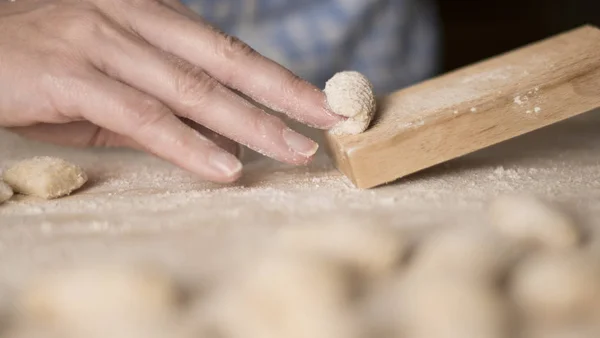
(3, 156, 87, 199)
(488, 194, 580, 249)
(411, 226, 519, 282)
(0, 180, 13, 204)
(276, 219, 407, 277)
(15, 265, 181, 338)
(511, 252, 600, 323)
(201, 254, 359, 338)
(402, 279, 509, 338)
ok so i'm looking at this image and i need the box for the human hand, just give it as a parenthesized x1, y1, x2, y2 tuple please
(0, 0, 342, 182)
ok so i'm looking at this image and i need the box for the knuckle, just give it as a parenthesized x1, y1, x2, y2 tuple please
(282, 73, 309, 97)
(252, 111, 285, 136)
(56, 7, 109, 42)
(216, 33, 257, 61)
(87, 129, 113, 147)
(129, 98, 171, 131)
(174, 67, 220, 108)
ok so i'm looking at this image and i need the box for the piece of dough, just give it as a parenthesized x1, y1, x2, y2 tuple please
(2, 156, 87, 199)
(15, 265, 182, 337)
(198, 254, 359, 338)
(402, 278, 509, 338)
(510, 251, 600, 323)
(275, 219, 407, 278)
(410, 226, 519, 282)
(523, 325, 600, 338)
(488, 194, 580, 249)
(0, 180, 13, 204)
(325, 71, 376, 135)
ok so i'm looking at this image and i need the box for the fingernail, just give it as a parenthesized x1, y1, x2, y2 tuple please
(323, 111, 344, 127)
(209, 151, 242, 177)
(283, 129, 319, 157)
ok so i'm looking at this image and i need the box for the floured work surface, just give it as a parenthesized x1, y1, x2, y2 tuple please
(2, 112, 600, 273)
(1, 111, 600, 333)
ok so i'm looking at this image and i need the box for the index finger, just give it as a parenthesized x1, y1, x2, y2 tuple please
(104, 0, 342, 129)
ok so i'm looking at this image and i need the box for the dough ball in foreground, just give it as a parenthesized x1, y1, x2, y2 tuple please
(402, 278, 509, 338)
(398, 228, 512, 338)
(410, 226, 519, 282)
(199, 254, 359, 338)
(275, 220, 407, 278)
(2, 156, 87, 199)
(510, 251, 600, 323)
(0, 180, 13, 204)
(325, 71, 376, 135)
(15, 265, 182, 337)
(488, 194, 580, 249)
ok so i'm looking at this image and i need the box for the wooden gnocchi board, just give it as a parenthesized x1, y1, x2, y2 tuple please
(326, 25, 600, 188)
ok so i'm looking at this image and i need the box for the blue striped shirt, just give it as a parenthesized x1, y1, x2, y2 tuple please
(183, 0, 441, 94)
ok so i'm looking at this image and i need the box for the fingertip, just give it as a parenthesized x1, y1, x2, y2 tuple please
(287, 153, 316, 166)
(208, 150, 243, 180)
(299, 89, 345, 130)
(188, 150, 242, 183)
(249, 71, 344, 129)
(317, 106, 345, 129)
(215, 169, 243, 183)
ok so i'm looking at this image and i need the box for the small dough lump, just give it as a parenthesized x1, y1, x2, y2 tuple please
(510, 252, 600, 322)
(488, 194, 580, 249)
(411, 227, 518, 282)
(0, 180, 13, 204)
(15, 265, 181, 337)
(325, 71, 376, 135)
(202, 254, 358, 338)
(2, 156, 88, 199)
(402, 278, 509, 338)
(276, 218, 407, 278)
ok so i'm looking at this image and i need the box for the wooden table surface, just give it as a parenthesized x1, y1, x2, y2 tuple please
(1, 110, 600, 302)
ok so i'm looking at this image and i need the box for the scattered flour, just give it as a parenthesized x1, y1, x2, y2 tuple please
(399, 118, 426, 130)
(492, 166, 521, 180)
(514, 95, 527, 106)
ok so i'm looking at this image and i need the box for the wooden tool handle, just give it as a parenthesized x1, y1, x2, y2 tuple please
(326, 25, 600, 189)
